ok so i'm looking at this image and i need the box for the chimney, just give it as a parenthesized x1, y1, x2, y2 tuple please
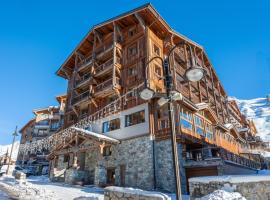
(267, 94, 270, 102)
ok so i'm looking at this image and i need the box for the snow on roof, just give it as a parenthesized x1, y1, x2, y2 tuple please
(195, 102, 209, 110)
(71, 127, 120, 144)
(224, 123, 234, 130)
(189, 175, 270, 184)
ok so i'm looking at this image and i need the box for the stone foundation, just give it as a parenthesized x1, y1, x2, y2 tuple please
(189, 176, 270, 200)
(155, 140, 187, 194)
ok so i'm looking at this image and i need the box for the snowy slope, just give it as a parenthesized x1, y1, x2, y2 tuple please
(0, 141, 20, 160)
(231, 97, 270, 142)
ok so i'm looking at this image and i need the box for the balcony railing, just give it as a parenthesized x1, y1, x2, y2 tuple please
(94, 77, 120, 93)
(95, 59, 113, 75)
(77, 55, 93, 70)
(71, 91, 90, 105)
(157, 118, 170, 130)
(96, 44, 113, 58)
(75, 73, 91, 87)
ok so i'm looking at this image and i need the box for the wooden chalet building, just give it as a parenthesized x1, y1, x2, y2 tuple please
(17, 95, 66, 173)
(52, 4, 268, 194)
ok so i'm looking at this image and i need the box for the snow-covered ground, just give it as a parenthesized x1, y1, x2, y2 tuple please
(0, 141, 20, 160)
(189, 174, 270, 184)
(230, 97, 270, 142)
(0, 175, 104, 200)
(196, 190, 246, 200)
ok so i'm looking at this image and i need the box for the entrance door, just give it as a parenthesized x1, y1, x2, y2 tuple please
(186, 167, 218, 194)
(78, 152, 86, 170)
(107, 168, 115, 185)
(120, 165, 126, 186)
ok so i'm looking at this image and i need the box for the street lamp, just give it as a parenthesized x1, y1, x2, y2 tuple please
(139, 42, 205, 200)
(6, 126, 18, 175)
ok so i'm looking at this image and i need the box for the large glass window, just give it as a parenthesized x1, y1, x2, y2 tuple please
(125, 110, 145, 127)
(205, 122, 213, 140)
(180, 109, 193, 130)
(195, 115, 204, 135)
(102, 118, 120, 133)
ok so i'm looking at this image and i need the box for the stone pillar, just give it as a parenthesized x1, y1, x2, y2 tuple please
(154, 139, 187, 194)
(94, 165, 107, 186)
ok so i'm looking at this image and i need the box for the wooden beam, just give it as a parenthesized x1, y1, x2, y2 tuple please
(94, 30, 103, 44)
(134, 13, 145, 30)
(112, 22, 117, 87)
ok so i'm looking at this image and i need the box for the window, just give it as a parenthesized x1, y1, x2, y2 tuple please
(128, 66, 137, 76)
(205, 122, 214, 140)
(195, 115, 204, 135)
(153, 44, 160, 56)
(125, 110, 145, 127)
(180, 108, 193, 130)
(50, 122, 59, 130)
(128, 43, 137, 57)
(103, 146, 112, 156)
(63, 154, 70, 163)
(102, 118, 120, 133)
(154, 64, 162, 77)
(128, 27, 137, 37)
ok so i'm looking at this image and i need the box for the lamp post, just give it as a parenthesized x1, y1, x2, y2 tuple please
(139, 42, 205, 200)
(6, 126, 18, 175)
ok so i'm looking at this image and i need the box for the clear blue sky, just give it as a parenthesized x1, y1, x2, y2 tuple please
(0, 0, 269, 145)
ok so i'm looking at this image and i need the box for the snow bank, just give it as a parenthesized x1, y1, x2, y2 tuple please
(189, 175, 270, 183)
(195, 190, 246, 200)
(105, 186, 170, 198)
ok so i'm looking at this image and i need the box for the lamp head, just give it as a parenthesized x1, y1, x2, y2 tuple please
(139, 88, 155, 101)
(185, 65, 205, 82)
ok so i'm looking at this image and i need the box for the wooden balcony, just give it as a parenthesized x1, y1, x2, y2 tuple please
(94, 58, 121, 78)
(71, 91, 90, 106)
(75, 73, 91, 88)
(77, 55, 93, 72)
(93, 78, 121, 98)
(96, 43, 114, 60)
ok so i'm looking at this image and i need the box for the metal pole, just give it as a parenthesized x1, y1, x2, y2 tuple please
(163, 59, 182, 200)
(6, 126, 18, 175)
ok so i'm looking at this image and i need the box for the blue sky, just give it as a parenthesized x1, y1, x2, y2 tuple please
(0, 0, 269, 145)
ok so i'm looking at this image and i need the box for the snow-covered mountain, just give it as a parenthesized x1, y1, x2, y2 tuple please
(231, 97, 270, 142)
(0, 141, 20, 160)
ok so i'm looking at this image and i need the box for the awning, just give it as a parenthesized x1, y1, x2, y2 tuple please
(71, 127, 120, 144)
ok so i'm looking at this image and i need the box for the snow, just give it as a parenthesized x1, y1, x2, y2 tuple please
(72, 127, 120, 143)
(106, 186, 170, 199)
(189, 175, 270, 183)
(230, 97, 270, 142)
(0, 141, 20, 160)
(0, 175, 104, 200)
(195, 190, 246, 200)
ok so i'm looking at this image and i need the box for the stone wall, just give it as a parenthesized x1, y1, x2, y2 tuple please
(155, 140, 187, 194)
(50, 155, 68, 182)
(104, 186, 170, 200)
(189, 176, 270, 200)
(85, 135, 155, 190)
